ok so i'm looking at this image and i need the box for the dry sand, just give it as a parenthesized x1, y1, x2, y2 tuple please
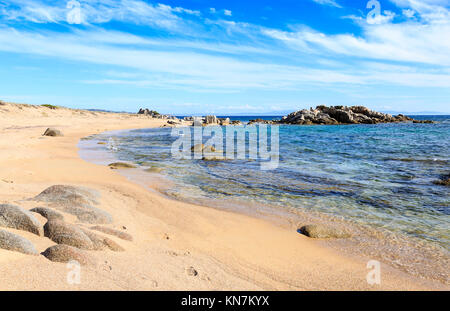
(0, 101, 447, 290)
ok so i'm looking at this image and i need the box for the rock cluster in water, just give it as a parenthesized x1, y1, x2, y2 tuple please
(278, 105, 432, 125)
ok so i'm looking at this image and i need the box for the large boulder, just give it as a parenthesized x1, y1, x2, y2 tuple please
(30, 207, 64, 221)
(34, 185, 99, 207)
(44, 220, 94, 250)
(43, 128, 63, 137)
(0, 204, 43, 236)
(32, 185, 112, 224)
(0, 229, 38, 255)
(91, 226, 133, 241)
(298, 224, 351, 239)
(41, 245, 93, 265)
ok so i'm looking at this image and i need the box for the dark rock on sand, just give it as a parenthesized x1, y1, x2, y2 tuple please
(108, 162, 137, 169)
(0, 229, 38, 255)
(42, 128, 63, 137)
(41, 244, 93, 265)
(186, 266, 198, 276)
(298, 224, 351, 239)
(0, 204, 43, 236)
(44, 220, 94, 250)
(30, 207, 64, 221)
(33, 185, 112, 224)
(80, 228, 125, 252)
(90, 226, 133, 241)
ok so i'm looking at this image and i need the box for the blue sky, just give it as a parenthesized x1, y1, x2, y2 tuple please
(0, 0, 449, 115)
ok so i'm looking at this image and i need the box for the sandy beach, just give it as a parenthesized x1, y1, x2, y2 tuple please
(0, 101, 447, 291)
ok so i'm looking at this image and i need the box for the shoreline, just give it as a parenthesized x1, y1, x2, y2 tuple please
(79, 128, 449, 285)
(0, 102, 448, 290)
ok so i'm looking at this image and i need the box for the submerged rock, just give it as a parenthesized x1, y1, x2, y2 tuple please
(433, 174, 450, 186)
(108, 162, 137, 169)
(298, 224, 351, 239)
(0, 204, 43, 236)
(30, 207, 64, 221)
(43, 128, 63, 137)
(44, 220, 94, 250)
(90, 226, 133, 241)
(41, 244, 93, 265)
(0, 229, 38, 255)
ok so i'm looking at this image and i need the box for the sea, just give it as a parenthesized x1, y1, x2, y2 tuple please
(79, 115, 450, 283)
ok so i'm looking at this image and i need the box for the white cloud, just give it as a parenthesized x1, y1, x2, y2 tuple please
(210, 8, 216, 14)
(311, 0, 342, 8)
(402, 9, 416, 18)
(224, 10, 232, 16)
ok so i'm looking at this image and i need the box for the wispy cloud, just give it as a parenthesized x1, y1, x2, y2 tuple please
(0, 0, 449, 112)
(311, 0, 342, 8)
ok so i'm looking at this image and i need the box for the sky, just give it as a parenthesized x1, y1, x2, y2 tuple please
(0, 0, 449, 115)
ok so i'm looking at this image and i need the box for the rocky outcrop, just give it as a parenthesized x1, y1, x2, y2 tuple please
(279, 106, 428, 125)
(90, 226, 133, 241)
(0, 204, 43, 236)
(30, 207, 64, 221)
(0, 229, 38, 255)
(32, 185, 112, 224)
(247, 118, 275, 125)
(43, 128, 63, 137)
(298, 224, 351, 239)
(41, 244, 93, 265)
(44, 220, 94, 250)
(137, 108, 160, 117)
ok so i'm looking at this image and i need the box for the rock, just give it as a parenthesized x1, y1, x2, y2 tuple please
(43, 128, 63, 137)
(413, 120, 435, 124)
(231, 120, 242, 125)
(298, 224, 351, 239)
(30, 207, 64, 221)
(219, 118, 230, 126)
(138, 108, 160, 117)
(144, 167, 163, 173)
(205, 115, 218, 125)
(44, 220, 94, 250)
(34, 185, 99, 207)
(279, 106, 427, 125)
(191, 144, 216, 153)
(186, 266, 198, 276)
(80, 228, 124, 252)
(0, 229, 38, 255)
(433, 174, 450, 186)
(32, 185, 112, 224)
(0, 204, 43, 236)
(108, 162, 136, 169)
(90, 226, 133, 241)
(41, 245, 93, 265)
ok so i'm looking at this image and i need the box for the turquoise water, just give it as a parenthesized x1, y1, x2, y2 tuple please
(88, 116, 450, 251)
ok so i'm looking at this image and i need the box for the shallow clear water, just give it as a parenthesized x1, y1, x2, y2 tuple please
(86, 116, 450, 251)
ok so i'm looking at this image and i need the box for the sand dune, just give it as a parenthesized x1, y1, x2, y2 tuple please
(0, 102, 447, 290)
